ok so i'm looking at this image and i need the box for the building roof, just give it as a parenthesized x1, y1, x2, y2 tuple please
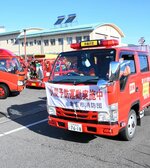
(18, 23, 99, 39)
(0, 23, 125, 39)
(0, 30, 21, 36)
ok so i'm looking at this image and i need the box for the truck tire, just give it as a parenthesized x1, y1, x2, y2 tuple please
(119, 109, 137, 141)
(0, 84, 10, 99)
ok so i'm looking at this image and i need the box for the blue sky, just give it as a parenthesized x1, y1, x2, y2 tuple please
(1, 0, 150, 44)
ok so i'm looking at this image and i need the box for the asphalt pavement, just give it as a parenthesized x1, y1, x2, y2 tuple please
(0, 87, 47, 120)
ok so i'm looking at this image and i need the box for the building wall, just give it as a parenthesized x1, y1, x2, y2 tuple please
(0, 23, 124, 56)
(0, 31, 91, 55)
(0, 33, 20, 54)
(90, 25, 122, 43)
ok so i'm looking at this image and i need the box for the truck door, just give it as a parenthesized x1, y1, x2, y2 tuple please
(137, 53, 150, 109)
(118, 51, 139, 121)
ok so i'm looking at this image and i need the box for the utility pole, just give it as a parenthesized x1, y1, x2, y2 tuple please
(23, 29, 27, 62)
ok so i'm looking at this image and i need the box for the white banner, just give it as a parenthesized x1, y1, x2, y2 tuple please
(45, 83, 109, 112)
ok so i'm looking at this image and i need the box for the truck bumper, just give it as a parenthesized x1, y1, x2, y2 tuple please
(48, 116, 120, 136)
(18, 85, 25, 92)
(26, 79, 45, 88)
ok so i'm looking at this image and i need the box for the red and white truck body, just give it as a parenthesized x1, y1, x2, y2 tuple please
(45, 39, 150, 140)
(0, 48, 25, 99)
(26, 54, 57, 88)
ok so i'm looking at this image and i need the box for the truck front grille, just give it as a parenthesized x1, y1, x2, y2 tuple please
(56, 107, 98, 121)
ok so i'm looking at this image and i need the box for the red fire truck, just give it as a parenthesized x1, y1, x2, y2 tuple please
(45, 39, 150, 140)
(0, 48, 25, 99)
(26, 54, 57, 88)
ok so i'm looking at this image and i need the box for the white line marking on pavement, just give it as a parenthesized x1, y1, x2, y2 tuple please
(0, 118, 48, 137)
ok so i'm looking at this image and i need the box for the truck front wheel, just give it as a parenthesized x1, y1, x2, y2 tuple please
(119, 109, 137, 141)
(0, 84, 10, 99)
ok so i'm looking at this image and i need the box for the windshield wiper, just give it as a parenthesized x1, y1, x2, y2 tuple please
(52, 78, 81, 83)
(51, 76, 100, 84)
(72, 77, 100, 85)
(80, 77, 99, 83)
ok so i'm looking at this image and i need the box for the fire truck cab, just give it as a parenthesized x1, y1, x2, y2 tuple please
(26, 54, 57, 88)
(0, 48, 25, 99)
(45, 39, 150, 140)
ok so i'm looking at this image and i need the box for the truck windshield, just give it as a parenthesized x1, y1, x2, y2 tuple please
(0, 57, 23, 74)
(51, 49, 116, 83)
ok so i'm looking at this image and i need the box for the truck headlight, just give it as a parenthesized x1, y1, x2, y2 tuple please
(98, 103, 118, 122)
(98, 112, 110, 122)
(18, 80, 24, 86)
(109, 103, 118, 122)
(47, 105, 56, 115)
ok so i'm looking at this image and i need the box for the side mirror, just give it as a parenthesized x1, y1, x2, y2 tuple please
(97, 79, 107, 89)
(109, 61, 120, 81)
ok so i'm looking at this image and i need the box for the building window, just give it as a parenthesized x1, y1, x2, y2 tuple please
(44, 39, 49, 46)
(67, 37, 72, 44)
(14, 38, 19, 45)
(29, 41, 33, 46)
(50, 39, 55, 46)
(11, 39, 14, 43)
(58, 38, 64, 45)
(37, 40, 41, 45)
(34, 40, 37, 45)
(83, 35, 90, 41)
(76, 36, 82, 43)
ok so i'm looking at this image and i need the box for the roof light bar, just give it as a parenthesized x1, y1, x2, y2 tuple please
(34, 55, 45, 59)
(70, 39, 119, 49)
(101, 39, 119, 46)
(70, 43, 81, 49)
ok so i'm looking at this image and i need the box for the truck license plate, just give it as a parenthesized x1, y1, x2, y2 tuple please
(68, 122, 82, 132)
